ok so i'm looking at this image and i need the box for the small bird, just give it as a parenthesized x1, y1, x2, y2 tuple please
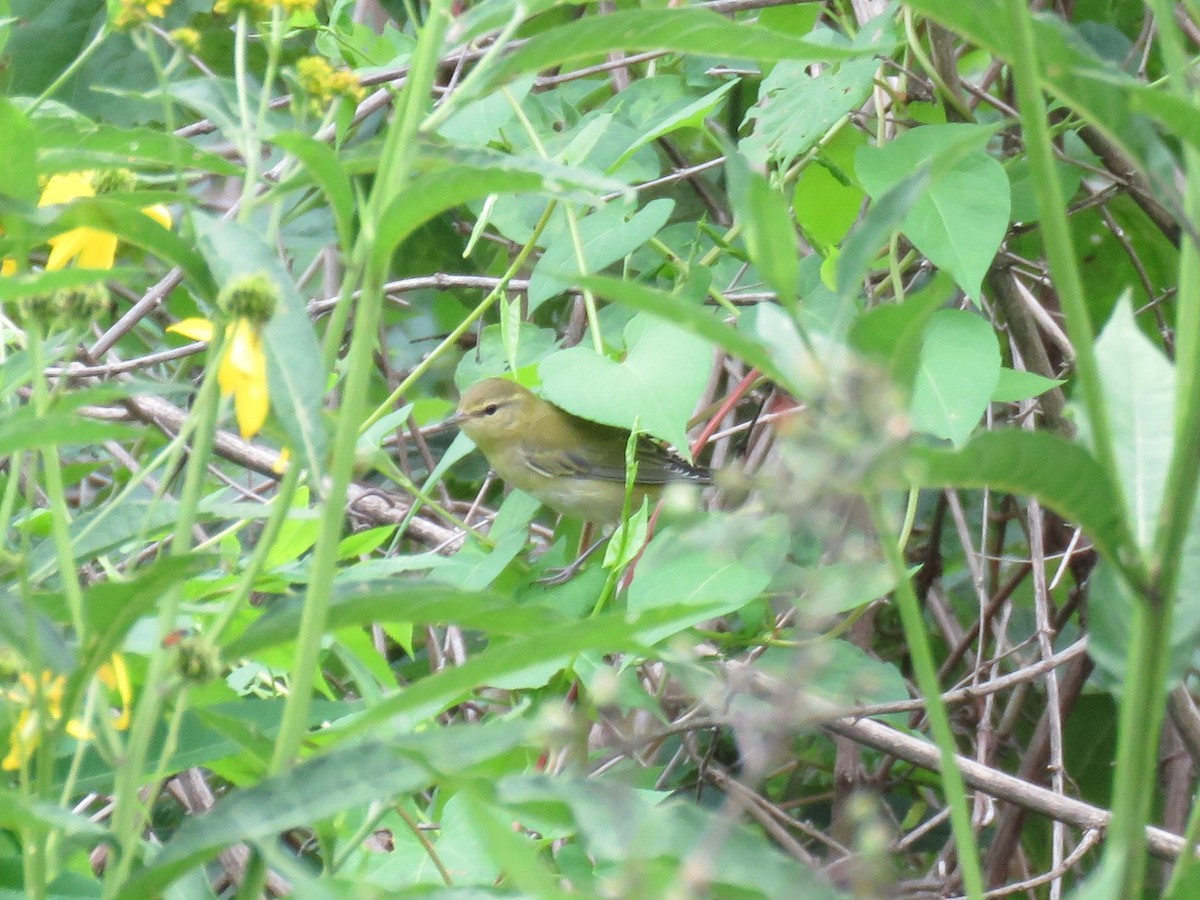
(451, 377, 712, 523)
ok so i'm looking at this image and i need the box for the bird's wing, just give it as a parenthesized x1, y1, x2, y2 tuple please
(520, 437, 711, 485)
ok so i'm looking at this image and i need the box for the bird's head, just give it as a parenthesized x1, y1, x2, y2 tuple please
(452, 378, 543, 451)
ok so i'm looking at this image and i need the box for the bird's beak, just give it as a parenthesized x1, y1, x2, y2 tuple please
(446, 409, 467, 427)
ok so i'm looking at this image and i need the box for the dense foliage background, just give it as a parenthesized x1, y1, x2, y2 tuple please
(1, 0, 1199, 896)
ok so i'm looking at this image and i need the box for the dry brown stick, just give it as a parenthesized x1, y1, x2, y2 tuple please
(818, 696, 1188, 862)
(76, 393, 460, 549)
(981, 654, 1093, 886)
(172, 768, 292, 897)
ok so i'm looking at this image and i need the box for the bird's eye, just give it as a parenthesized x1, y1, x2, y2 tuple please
(483, 404, 499, 416)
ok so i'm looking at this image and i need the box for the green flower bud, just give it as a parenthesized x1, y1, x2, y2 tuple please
(172, 635, 222, 684)
(217, 272, 278, 326)
(91, 169, 137, 196)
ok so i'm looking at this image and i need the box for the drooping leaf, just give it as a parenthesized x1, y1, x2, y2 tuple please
(539, 314, 712, 451)
(910, 309, 1001, 447)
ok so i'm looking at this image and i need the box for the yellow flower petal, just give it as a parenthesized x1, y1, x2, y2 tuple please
(221, 320, 269, 438)
(3, 710, 37, 771)
(142, 203, 173, 230)
(38, 172, 95, 207)
(98, 654, 132, 730)
(167, 317, 216, 342)
(1, 259, 15, 276)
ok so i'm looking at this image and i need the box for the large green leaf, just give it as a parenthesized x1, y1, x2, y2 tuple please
(0, 98, 37, 203)
(475, 8, 886, 102)
(1093, 297, 1174, 550)
(628, 511, 791, 627)
(910, 309, 1001, 447)
(742, 55, 880, 170)
(331, 602, 736, 741)
(35, 119, 240, 176)
(856, 125, 1009, 300)
(527, 199, 674, 311)
(539, 314, 712, 451)
(272, 132, 356, 251)
(906, 430, 1132, 568)
(194, 215, 329, 477)
(222, 582, 544, 657)
(575, 275, 790, 388)
(370, 153, 625, 271)
(117, 723, 533, 899)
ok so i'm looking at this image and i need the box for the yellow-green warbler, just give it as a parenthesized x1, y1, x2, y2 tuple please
(451, 377, 712, 523)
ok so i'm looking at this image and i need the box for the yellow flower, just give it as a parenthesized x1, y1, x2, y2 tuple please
(97, 654, 133, 731)
(213, 0, 273, 15)
(169, 317, 270, 438)
(169, 27, 202, 52)
(3, 671, 89, 772)
(38, 171, 172, 271)
(296, 55, 366, 113)
(279, 0, 318, 11)
(114, 0, 174, 28)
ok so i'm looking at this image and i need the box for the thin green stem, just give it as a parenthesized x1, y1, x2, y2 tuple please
(1000, 0, 1125, 549)
(28, 328, 85, 638)
(269, 0, 453, 774)
(1099, 2, 1200, 892)
(30, 22, 108, 114)
(360, 199, 556, 432)
(103, 340, 225, 894)
(233, 12, 261, 223)
(868, 493, 984, 898)
(207, 462, 303, 643)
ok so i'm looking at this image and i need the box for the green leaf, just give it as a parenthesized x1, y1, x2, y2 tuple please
(793, 152, 867, 249)
(1088, 558, 1200, 694)
(476, 8, 885, 101)
(0, 585, 74, 674)
(910, 309, 1001, 447)
(272, 132, 356, 250)
(117, 724, 533, 900)
(502, 776, 847, 898)
(222, 582, 540, 658)
(725, 150, 799, 309)
(0, 406, 137, 457)
(906, 430, 1132, 568)
(610, 79, 736, 172)
(539, 314, 712, 451)
(836, 169, 930, 298)
(331, 602, 737, 741)
(35, 119, 240, 176)
(743, 55, 879, 170)
(528, 198, 674, 311)
(856, 125, 1009, 299)
(0, 266, 140, 300)
(0, 98, 37, 202)
(194, 215, 328, 477)
(849, 273, 951, 391)
(371, 153, 624, 272)
(796, 640, 909, 723)
(628, 511, 790, 628)
(991, 368, 1064, 403)
(29, 497, 178, 582)
(1093, 296, 1174, 550)
(576, 274, 789, 387)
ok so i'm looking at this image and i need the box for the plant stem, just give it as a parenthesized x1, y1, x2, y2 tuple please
(868, 492, 984, 898)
